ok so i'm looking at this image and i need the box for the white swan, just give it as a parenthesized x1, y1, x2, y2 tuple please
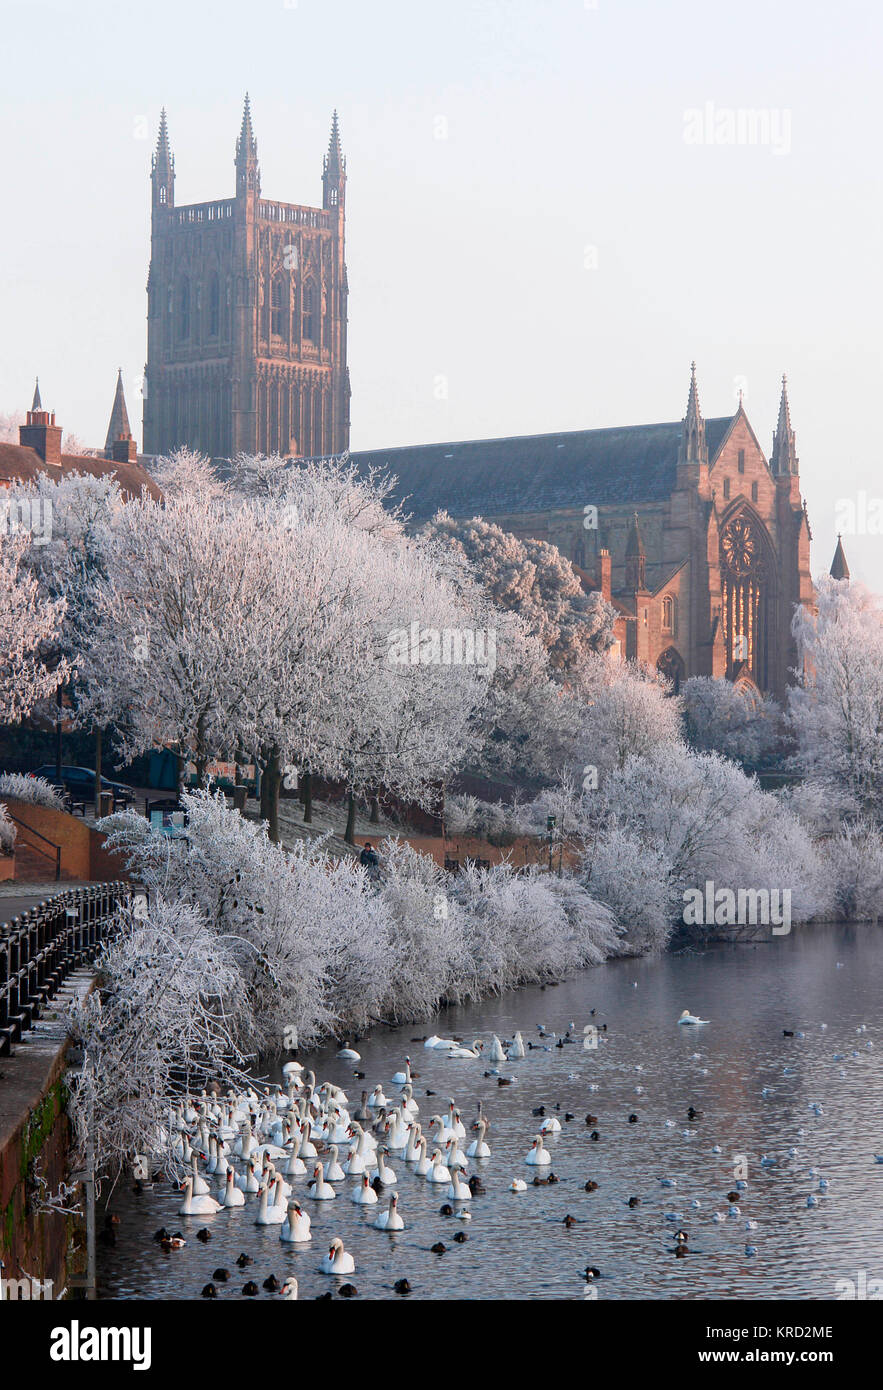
(280, 1200, 312, 1244)
(178, 1175, 222, 1217)
(414, 1136, 431, 1177)
(405, 1123, 424, 1162)
(507, 1031, 525, 1060)
(427, 1149, 451, 1184)
(447, 1170, 472, 1201)
(337, 1044, 361, 1061)
(370, 1149, 397, 1185)
(221, 1169, 245, 1208)
(234, 1159, 261, 1193)
(278, 1276, 299, 1299)
(526, 1135, 552, 1166)
(488, 1035, 507, 1063)
(678, 1010, 709, 1025)
(391, 1057, 412, 1086)
(466, 1120, 491, 1159)
(308, 1163, 336, 1201)
(509, 1178, 527, 1191)
(368, 1085, 389, 1109)
(190, 1152, 210, 1196)
(254, 1178, 287, 1225)
(443, 1137, 468, 1170)
(446, 1039, 484, 1059)
(324, 1145, 346, 1182)
(282, 1060, 303, 1078)
(539, 1114, 562, 1134)
(373, 1193, 404, 1231)
(351, 1173, 378, 1205)
(320, 1237, 355, 1275)
(424, 1035, 458, 1049)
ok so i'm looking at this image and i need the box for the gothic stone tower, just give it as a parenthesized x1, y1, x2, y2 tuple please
(143, 98, 350, 461)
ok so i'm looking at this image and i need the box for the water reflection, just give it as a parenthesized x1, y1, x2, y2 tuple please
(98, 924, 883, 1301)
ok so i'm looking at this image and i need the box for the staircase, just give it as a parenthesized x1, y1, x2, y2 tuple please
(11, 841, 77, 883)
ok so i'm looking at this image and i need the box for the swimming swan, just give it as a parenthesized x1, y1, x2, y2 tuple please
(373, 1193, 405, 1231)
(178, 1176, 222, 1217)
(678, 1010, 709, 1025)
(320, 1237, 355, 1275)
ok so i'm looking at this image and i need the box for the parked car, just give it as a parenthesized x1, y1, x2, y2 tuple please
(29, 765, 136, 806)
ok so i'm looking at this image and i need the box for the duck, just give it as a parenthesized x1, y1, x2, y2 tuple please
(526, 1135, 552, 1166)
(178, 1177, 222, 1217)
(394, 1277, 412, 1294)
(279, 1276, 299, 1299)
(373, 1193, 405, 1231)
(221, 1169, 245, 1208)
(466, 1120, 491, 1159)
(242, 1281, 259, 1296)
(678, 1010, 709, 1025)
(196, 1228, 212, 1243)
(308, 1163, 336, 1201)
(320, 1237, 355, 1275)
(280, 1200, 312, 1243)
(255, 1178, 287, 1225)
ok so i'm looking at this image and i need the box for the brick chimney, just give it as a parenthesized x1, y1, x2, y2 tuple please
(598, 548, 612, 601)
(19, 380, 63, 464)
(111, 433, 138, 464)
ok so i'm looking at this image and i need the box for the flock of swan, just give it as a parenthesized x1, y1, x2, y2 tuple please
(141, 1001, 877, 1299)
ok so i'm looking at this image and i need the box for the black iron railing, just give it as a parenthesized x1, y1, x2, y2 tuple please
(0, 882, 129, 1056)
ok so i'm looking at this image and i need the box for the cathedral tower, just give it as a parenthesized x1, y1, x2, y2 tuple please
(143, 99, 350, 462)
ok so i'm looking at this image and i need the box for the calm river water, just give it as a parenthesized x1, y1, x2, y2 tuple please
(98, 924, 883, 1301)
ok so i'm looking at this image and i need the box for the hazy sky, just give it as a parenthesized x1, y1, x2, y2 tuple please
(2, 0, 881, 585)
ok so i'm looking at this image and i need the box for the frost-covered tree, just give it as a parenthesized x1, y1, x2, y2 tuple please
(0, 772, 65, 810)
(0, 533, 69, 724)
(0, 802, 16, 855)
(147, 446, 230, 503)
(822, 820, 883, 921)
(423, 512, 614, 672)
(789, 577, 883, 820)
(574, 656, 682, 779)
(681, 675, 784, 768)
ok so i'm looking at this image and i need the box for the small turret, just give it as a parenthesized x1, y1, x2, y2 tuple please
(322, 110, 346, 211)
(235, 93, 260, 199)
(771, 374, 799, 476)
(625, 512, 647, 591)
(151, 108, 175, 212)
(678, 361, 707, 467)
(830, 534, 850, 581)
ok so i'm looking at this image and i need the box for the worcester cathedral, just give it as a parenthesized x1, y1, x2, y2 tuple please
(134, 98, 834, 702)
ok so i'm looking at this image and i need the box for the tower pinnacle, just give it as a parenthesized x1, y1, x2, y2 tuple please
(31, 377, 42, 412)
(235, 93, 260, 196)
(771, 373, 799, 476)
(104, 369, 133, 457)
(151, 108, 175, 210)
(830, 534, 850, 581)
(678, 360, 707, 467)
(323, 109, 346, 210)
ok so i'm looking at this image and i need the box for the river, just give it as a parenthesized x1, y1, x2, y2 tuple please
(98, 923, 883, 1301)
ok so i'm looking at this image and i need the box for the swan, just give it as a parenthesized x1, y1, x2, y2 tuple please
(368, 1085, 389, 1109)
(324, 1145, 346, 1182)
(509, 1178, 527, 1192)
(466, 1121, 491, 1159)
(488, 1035, 507, 1063)
(391, 1058, 412, 1086)
(178, 1176, 222, 1217)
(337, 1044, 361, 1061)
(278, 1276, 299, 1298)
(405, 1122, 424, 1162)
(446, 1103, 467, 1139)
(221, 1169, 245, 1208)
(447, 1171, 472, 1201)
(255, 1178, 287, 1225)
(427, 1149, 452, 1184)
(308, 1163, 336, 1201)
(678, 1010, 709, 1025)
(320, 1238, 355, 1275)
(344, 1125, 371, 1175)
(282, 1144, 307, 1178)
(526, 1136, 551, 1166)
(384, 1111, 410, 1153)
(351, 1173, 378, 1206)
(398, 1083, 419, 1116)
(282, 1061, 303, 1078)
(280, 1200, 312, 1244)
(190, 1153, 210, 1196)
(370, 1149, 397, 1185)
(414, 1136, 431, 1177)
(446, 1039, 483, 1059)
(443, 1137, 468, 1170)
(297, 1121, 317, 1160)
(234, 1160, 261, 1193)
(539, 1115, 562, 1134)
(507, 1031, 525, 1060)
(424, 1035, 458, 1050)
(373, 1193, 404, 1231)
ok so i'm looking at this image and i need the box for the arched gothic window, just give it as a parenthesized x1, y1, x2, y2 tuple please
(177, 278, 190, 341)
(302, 280, 316, 340)
(271, 276, 286, 337)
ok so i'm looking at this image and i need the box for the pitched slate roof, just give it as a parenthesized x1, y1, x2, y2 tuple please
(0, 443, 161, 501)
(351, 416, 735, 520)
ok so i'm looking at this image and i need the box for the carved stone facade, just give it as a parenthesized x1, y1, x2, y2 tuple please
(352, 366, 815, 699)
(143, 99, 350, 461)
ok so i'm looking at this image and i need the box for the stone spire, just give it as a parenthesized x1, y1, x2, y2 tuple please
(151, 108, 175, 210)
(625, 511, 647, 591)
(235, 93, 260, 197)
(830, 534, 850, 581)
(678, 361, 707, 467)
(323, 109, 346, 210)
(104, 369, 132, 457)
(31, 377, 42, 411)
(771, 374, 799, 476)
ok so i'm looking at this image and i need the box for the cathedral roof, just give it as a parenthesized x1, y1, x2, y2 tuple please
(351, 416, 735, 519)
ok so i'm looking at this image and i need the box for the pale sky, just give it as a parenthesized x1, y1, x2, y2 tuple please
(2, 0, 881, 586)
